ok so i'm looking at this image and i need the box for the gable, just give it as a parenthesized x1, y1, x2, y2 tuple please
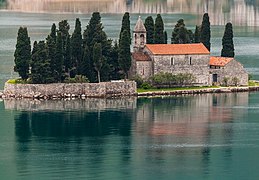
(145, 43, 210, 55)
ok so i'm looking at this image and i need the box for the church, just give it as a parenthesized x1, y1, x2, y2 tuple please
(130, 17, 248, 86)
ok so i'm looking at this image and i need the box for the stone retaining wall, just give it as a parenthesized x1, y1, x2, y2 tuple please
(2, 81, 137, 99)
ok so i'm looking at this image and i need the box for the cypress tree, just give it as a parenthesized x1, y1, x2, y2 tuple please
(81, 45, 91, 78)
(71, 18, 83, 74)
(53, 32, 64, 82)
(200, 13, 211, 51)
(164, 31, 167, 44)
(14, 27, 31, 80)
(93, 43, 103, 83)
(46, 35, 57, 80)
(64, 35, 72, 77)
(171, 19, 192, 44)
(83, 12, 112, 82)
(221, 22, 235, 57)
(154, 14, 165, 44)
(144, 16, 154, 44)
(50, 23, 57, 41)
(194, 25, 201, 43)
(107, 41, 120, 80)
(119, 12, 131, 44)
(118, 30, 131, 79)
(31, 41, 53, 84)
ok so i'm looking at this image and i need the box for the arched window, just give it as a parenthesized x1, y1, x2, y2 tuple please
(135, 34, 137, 45)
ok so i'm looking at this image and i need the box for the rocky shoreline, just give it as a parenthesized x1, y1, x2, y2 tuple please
(1, 82, 259, 99)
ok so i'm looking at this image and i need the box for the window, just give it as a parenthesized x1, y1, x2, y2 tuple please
(142, 67, 145, 75)
(171, 57, 174, 65)
(140, 34, 144, 45)
(189, 57, 192, 65)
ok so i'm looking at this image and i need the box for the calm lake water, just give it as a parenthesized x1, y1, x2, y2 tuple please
(1, 1, 259, 179)
(1, 93, 259, 179)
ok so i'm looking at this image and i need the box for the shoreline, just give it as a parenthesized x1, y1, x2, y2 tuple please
(1, 84, 259, 99)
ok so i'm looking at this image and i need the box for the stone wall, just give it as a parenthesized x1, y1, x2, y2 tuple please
(210, 59, 248, 86)
(153, 54, 211, 85)
(3, 81, 137, 99)
(4, 97, 137, 111)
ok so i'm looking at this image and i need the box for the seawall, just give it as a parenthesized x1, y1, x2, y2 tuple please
(2, 81, 137, 99)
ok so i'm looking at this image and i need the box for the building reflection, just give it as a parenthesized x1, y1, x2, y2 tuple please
(5, 0, 259, 26)
(132, 93, 248, 177)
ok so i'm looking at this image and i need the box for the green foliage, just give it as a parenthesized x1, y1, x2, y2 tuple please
(7, 78, 27, 84)
(141, 82, 152, 89)
(171, 19, 193, 44)
(144, 16, 154, 44)
(93, 43, 103, 82)
(31, 41, 54, 84)
(154, 14, 165, 44)
(119, 12, 131, 44)
(222, 77, 230, 86)
(52, 32, 64, 82)
(14, 27, 31, 80)
(200, 13, 211, 51)
(83, 12, 112, 82)
(50, 23, 57, 41)
(221, 22, 235, 57)
(194, 25, 201, 43)
(152, 72, 196, 87)
(118, 30, 131, 79)
(71, 18, 83, 74)
(232, 77, 239, 86)
(164, 31, 167, 44)
(64, 35, 72, 77)
(108, 41, 121, 80)
(130, 75, 144, 88)
(64, 75, 89, 83)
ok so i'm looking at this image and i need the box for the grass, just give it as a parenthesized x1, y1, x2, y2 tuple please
(7, 78, 28, 84)
(248, 80, 259, 87)
(137, 86, 219, 93)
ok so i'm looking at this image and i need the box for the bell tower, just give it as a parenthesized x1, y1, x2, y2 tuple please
(133, 16, 146, 52)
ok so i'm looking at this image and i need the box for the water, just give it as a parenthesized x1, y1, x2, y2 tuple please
(1, 93, 259, 179)
(1, 1, 259, 179)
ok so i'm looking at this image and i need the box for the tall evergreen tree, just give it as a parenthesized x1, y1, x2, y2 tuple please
(154, 14, 165, 44)
(194, 25, 201, 43)
(81, 45, 91, 78)
(83, 12, 112, 82)
(171, 19, 192, 44)
(64, 35, 72, 77)
(200, 13, 211, 51)
(164, 31, 167, 44)
(53, 32, 64, 82)
(50, 23, 57, 41)
(119, 12, 131, 44)
(107, 41, 120, 80)
(118, 30, 131, 79)
(93, 43, 103, 83)
(144, 16, 154, 44)
(14, 27, 31, 80)
(71, 18, 83, 74)
(58, 20, 70, 63)
(31, 41, 53, 84)
(221, 22, 235, 57)
(46, 35, 56, 80)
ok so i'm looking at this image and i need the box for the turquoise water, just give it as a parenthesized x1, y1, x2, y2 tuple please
(1, 93, 259, 179)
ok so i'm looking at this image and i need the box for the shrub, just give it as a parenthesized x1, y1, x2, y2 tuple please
(130, 75, 144, 88)
(222, 77, 230, 86)
(141, 82, 152, 89)
(151, 72, 196, 87)
(232, 77, 239, 86)
(64, 75, 89, 83)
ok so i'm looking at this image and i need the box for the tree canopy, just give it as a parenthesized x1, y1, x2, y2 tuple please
(221, 22, 235, 57)
(200, 13, 211, 51)
(154, 14, 165, 44)
(144, 16, 155, 44)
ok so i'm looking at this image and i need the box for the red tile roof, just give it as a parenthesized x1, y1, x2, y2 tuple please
(210, 56, 233, 67)
(145, 43, 210, 55)
(132, 52, 151, 61)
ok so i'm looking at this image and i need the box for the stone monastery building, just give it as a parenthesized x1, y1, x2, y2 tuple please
(131, 17, 248, 86)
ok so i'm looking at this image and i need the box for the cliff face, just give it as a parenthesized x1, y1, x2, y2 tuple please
(3, 81, 137, 99)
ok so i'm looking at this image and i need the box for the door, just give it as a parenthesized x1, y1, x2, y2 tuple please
(212, 74, 218, 83)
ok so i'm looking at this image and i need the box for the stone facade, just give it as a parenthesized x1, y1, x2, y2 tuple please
(3, 81, 137, 99)
(210, 59, 248, 86)
(131, 17, 248, 86)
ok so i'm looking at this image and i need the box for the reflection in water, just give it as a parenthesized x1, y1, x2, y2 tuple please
(4, 0, 259, 26)
(8, 93, 249, 178)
